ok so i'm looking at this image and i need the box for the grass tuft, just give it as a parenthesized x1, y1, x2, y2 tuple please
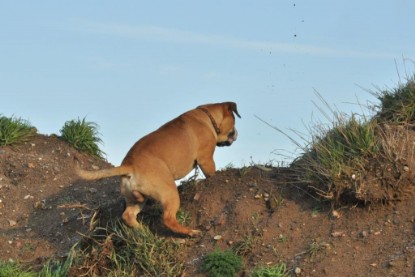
(201, 249, 243, 277)
(60, 117, 105, 159)
(0, 261, 36, 277)
(293, 113, 379, 199)
(70, 221, 184, 276)
(0, 115, 36, 146)
(374, 76, 415, 124)
(250, 263, 289, 277)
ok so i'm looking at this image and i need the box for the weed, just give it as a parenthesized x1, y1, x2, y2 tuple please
(307, 240, 328, 257)
(0, 261, 36, 277)
(278, 234, 288, 243)
(250, 263, 289, 277)
(201, 249, 243, 277)
(0, 115, 36, 146)
(60, 117, 105, 159)
(239, 166, 251, 177)
(176, 209, 191, 225)
(232, 234, 256, 256)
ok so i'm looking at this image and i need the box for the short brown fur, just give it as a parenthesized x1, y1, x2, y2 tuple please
(76, 102, 240, 236)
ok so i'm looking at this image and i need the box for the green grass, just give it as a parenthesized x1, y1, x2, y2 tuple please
(374, 76, 415, 124)
(294, 113, 379, 198)
(0, 115, 36, 146)
(71, 221, 184, 276)
(38, 253, 73, 277)
(250, 263, 289, 277)
(201, 249, 243, 277)
(60, 117, 105, 159)
(0, 261, 36, 277)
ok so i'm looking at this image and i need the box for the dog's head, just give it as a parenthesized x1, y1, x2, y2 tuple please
(197, 102, 241, 147)
(215, 102, 241, 147)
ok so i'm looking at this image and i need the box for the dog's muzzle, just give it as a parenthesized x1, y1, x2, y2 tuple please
(217, 129, 238, 147)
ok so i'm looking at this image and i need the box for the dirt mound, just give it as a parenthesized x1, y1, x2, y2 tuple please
(1, 134, 415, 276)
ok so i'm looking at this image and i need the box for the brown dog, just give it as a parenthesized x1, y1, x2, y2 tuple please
(76, 102, 240, 236)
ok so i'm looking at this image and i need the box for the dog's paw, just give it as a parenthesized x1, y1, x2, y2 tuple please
(188, 229, 202, 237)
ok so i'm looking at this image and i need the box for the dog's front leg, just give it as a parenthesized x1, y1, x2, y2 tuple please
(197, 157, 216, 178)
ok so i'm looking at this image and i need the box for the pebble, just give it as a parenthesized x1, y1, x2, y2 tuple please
(214, 235, 222, 240)
(193, 192, 201, 201)
(8, 219, 17, 226)
(360, 231, 368, 238)
(294, 267, 302, 275)
(331, 231, 345, 237)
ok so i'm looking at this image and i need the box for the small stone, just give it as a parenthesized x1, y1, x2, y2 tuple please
(360, 231, 368, 238)
(89, 188, 97, 193)
(332, 210, 341, 219)
(27, 163, 35, 169)
(294, 267, 302, 275)
(176, 239, 186, 244)
(331, 231, 345, 237)
(263, 193, 270, 198)
(193, 192, 201, 201)
(403, 166, 409, 172)
(34, 200, 46, 210)
(26, 228, 32, 232)
(24, 194, 31, 200)
(214, 235, 222, 240)
(254, 193, 262, 199)
(8, 219, 17, 226)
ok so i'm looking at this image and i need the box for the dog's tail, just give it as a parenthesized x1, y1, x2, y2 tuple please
(74, 157, 131, 180)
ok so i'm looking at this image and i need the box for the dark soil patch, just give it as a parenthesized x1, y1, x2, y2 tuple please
(1, 134, 415, 276)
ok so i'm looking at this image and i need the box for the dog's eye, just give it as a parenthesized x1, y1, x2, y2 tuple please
(229, 130, 235, 137)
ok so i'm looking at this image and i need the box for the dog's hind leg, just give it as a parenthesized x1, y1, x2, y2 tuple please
(160, 182, 201, 237)
(122, 203, 142, 228)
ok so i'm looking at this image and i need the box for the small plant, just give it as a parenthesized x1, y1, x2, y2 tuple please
(39, 253, 73, 277)
(0, 261, 36, 277)
(250, 263, 289, 277)
(278, 234, 288, 243)
(374, 76, 415, 124)
(201, 249, 243, 277)
(307, 240, 328, 257)
(239, 166, 251, 177)
(232, 234, 256, 256)
(176, 209, 191, 225)
(60, 117, 105, 159)
(0, 115, 36, 146)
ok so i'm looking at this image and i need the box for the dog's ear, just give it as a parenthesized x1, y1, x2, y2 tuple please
(226, 102, 241, 118)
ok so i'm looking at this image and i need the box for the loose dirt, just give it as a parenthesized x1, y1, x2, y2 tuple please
(0, 134, 414, 276)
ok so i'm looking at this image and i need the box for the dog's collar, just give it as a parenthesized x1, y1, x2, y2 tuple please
(197, 107, 221, 134)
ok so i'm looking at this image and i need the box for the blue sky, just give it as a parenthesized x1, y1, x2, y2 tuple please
(2, 1, 415, 169)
